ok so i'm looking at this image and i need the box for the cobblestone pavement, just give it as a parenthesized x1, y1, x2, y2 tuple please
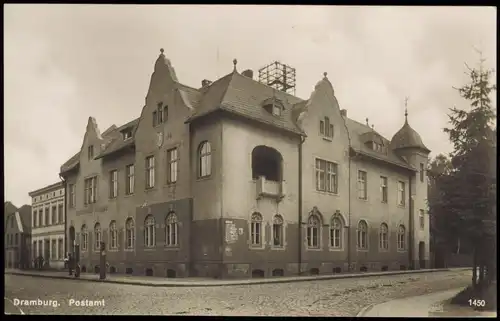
(4, 270, 472, 316)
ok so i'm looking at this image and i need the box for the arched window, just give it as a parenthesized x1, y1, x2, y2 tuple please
(198, 141, 212, 178)
(250, 213, 263, 246)
(144, 215, 156, 248)
(330, 215, 343, 248)
(81, 225, 88, 251)
(125, 218, 135, 249)
(165, 212, 178, 247)
(357, 220, 368, 250)
(272, 215, 284, 247)
(307, 215, 320, 248)
(94, 223, 101, 251)
(251, 146, 283, 182)
(397, 225, 406, 250)
(109, 221, 118, 250)
(379, 223, 389, 250)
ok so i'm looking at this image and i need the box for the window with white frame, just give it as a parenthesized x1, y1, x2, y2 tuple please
(109, 221, 118, 249)
(307, 215, 320, 248)
(199, 141, 212, 178)
(358, 171, 367, 200)
(84, 176, 97, 204)
(379, 223, 389, 250)
(272, 215, 284, 247)
(165, 212, 178, 247)
(144, 215, 156, 248)
(250, 213, 263, 247)
(167, 148, 179, 184)
(145, 156, 155, 189)
(126, 164, 135, 195)
(419, 209, 425, 229)
(81, 225, 88, 251)
(315, 159, 338, 193)
(125, 218, 135, 249)
(380, 176, 388, 203)
(397, 225, 406, 250)
(109, 170, 118, 198)
(357, 220, 368, 250)
(397, 181, 406, 206)
(330, 215, 343, 248)
(94, 223, 102, 251)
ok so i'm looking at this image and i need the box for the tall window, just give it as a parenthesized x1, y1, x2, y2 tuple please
(397, 181, 406, 206)
(44, 207, 49, 226)
(167, 148, 179, 184)
(420, 163, 425, 182)
(69, 184, 76, 208)
(109, 170, 118, 198)
(126, 164, 135, 195)
(199, 141, 212, 178)
(379, 223, 389, 250)
(33, 211, 37, 228)
(125, 218, 135, 249)
(84, 176, 97, 204)
(145, 156, 155, 189)
(358, 171, 367, 200)
(58, 204, 63, 223)
(419, 209, 425, 229)
(88, 145, 94, 160)
(38, 210, 43, 227)
(397, 225, 406, 250)
(94, 223, 102, 251)
(158, 103, 164, 123)
(330, 215, 343, 248)
(272, 215, 284, 247)
(163, 105, 169, 122)
(165, 213, 178, 247)
(81, 225, 88, 251)
(51, 239, 57, 260)
(357, 220, 368, 250)
(250, 213, 263, 246)
(52, 205, 57, 225)
(109, 221, 118, 249)
(152, 111, 158, 127)
(307, 215, 320, 248)
(144, 215, 156, 248)
(315, 159, 338, 193)
(58, 239, 64, 260)
(320, 117, 334, 139)
(380, 176, 388, 203)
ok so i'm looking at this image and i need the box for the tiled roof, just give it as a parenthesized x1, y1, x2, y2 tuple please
(95, 118, 140, 159)
(390, 119, 430, 153)
(4, 202, 18, 215)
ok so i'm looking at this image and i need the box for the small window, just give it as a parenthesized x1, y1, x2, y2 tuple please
(152, 111, 158, 127)
(88, 145, 94, 160)
(420, 163, 425, 182)
(164, 105, 169, 122)
(320, 120, 325, 135)
(272, 104, 281, 116)
(122, 130, 132, 140)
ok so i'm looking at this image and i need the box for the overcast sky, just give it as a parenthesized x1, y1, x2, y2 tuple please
(4, 5, 496, 206)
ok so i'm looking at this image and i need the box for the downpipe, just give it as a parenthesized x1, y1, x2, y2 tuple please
(298, 135, 305, 275)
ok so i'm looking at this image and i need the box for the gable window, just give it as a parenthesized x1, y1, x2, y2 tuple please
(250, 213, 263, 247)
(125, 218, 135, 249)
(320, 120, 325, 135)
(330, 215, 343, 249)
(307, 214, 320, 249)
(69, 184, 76, 208)
(145, 156, 155, 189)
(84, 176, 98, 204)
(357, 170, 367, 200)
(88, 145, 94, 160)
(397, 225, 406, 250)
(58, 204, 63, 223)
(158, 103, 164, 123)
(198, 141, 212, 178)
(109, 221, 118, 249)
(272, 215, 284, 247)
(144, 215, 156, 248)
(94, 223, 102, 251)
(380, 176, 388, 203)
(126, 164, 135, 195)
(320, 117, 334, 139)
(167, 148, 179, 184)
(272, 104, 281, 116)
(397, 181, 406, 206)
(379, 223, 389, 250)
(163, 105, 169, 122)
(152, 111, 158, 127)
(165, 212, 178, 247)
(419, 209, 425, 229)
(109, 170, 118, 198)
(122, 129, 132, 140)
(420, 163, 425, 182)
(357, 220, 368, 250)
(315, 159, 338, 193)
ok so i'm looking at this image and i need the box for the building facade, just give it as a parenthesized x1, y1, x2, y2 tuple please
(60, 50, 430, 278)
(29, 182, 66, 269)
(4, 203, 32, 269)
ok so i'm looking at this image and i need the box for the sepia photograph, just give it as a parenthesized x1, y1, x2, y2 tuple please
(3, 4, 497, 317)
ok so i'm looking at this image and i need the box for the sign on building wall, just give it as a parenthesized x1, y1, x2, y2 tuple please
(225, 221, 238, 244)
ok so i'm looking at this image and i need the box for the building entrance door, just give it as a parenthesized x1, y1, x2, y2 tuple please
(419, 241, 426, 269)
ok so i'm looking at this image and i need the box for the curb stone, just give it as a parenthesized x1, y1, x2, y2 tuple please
(4, 267, 471, 288)
(356, 303, 376, 317)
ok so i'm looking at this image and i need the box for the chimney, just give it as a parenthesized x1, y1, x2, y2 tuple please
(201, 79, 212, 87)
(242, 69, 254, 79)
(340, 109, 347, 118)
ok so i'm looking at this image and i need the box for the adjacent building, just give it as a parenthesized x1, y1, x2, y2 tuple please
(4, 202, 32, 269)
(29, 182, 66, 269)
(59, 50, 430, 278)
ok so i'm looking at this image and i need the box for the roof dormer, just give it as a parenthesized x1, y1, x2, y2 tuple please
(262, 97, 284, 117)
(360, 131, 387, 154)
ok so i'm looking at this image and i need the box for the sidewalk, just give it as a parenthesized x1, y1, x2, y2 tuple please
(5, 267, 469, 287)
(357, 287, 497, 317)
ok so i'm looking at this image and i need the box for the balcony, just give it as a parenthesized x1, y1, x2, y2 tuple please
(255, 176, 286, 201)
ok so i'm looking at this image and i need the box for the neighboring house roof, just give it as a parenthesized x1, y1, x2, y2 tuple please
(4, 201, 17, 215)
(29, 181, 63, 197)
(18, 204, 32, 232)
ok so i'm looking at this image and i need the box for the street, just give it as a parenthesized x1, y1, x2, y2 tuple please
(4, 270, 471, 316)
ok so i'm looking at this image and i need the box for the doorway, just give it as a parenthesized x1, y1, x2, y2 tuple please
(419, 241, 426, 269)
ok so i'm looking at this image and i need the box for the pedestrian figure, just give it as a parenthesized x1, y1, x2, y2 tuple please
(75, 263, 80, 278)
